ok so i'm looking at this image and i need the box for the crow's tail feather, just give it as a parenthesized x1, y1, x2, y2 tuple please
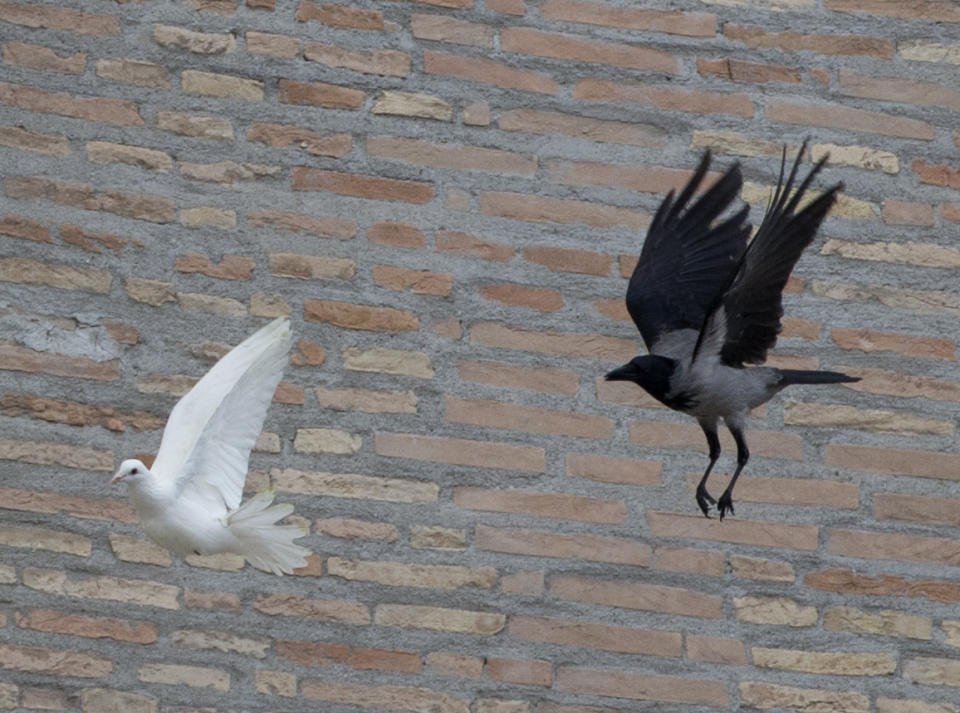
(778, 369, 860, 386)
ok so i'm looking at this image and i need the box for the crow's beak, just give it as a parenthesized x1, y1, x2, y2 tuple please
(605, 363, 638, 381)
(109, 470, 125, 485)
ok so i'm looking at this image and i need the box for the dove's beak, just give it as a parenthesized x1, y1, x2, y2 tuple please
(110, 470, 125, 485)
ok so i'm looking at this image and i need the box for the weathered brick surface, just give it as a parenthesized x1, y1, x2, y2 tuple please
(0, 2, 956, 711)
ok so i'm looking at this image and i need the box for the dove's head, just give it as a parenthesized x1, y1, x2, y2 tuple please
(111, 459, 151, 486)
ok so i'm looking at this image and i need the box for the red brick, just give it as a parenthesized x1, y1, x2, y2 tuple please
(60, 225, 143, 255)
(6, 176, 174, 222)
(277, 78, 364, 109)
(0, 393, 161, 432)
(480, 191, 648, 229)
(725, 24, 892, 58)
(3, 42, 86, 74)
(297, 1, 385, 30)
(765, 99, 934, 140)
(487, 658, 551, 687)
(825, 0, 960, 21)
(304, 41, 410, 77)
(566, 453, 662, 486)
(805, 568, 960, 604)
(499, 108, 667, 147)
(436, 230, 515, 261)
(456, 359, 578, 394)
(175, 254, 254, 281)
(655, 546, 725, 577)
(501, 27, 677, 73)
(373, 265, 452, 296)
(548, 160, 715, 195)
(540, 0, 714, 37)
(0, 2, 121, 35)
(476, 526, 651, 567)
(510, 615, 682, 656)
(367, 136, 536, 175)
(882, 199, 934, 226)
(293, 167, 434, 204)
(411, 14, 494, 46)
(826, 444, 960, 481)
(829, 528, 960, 568)
(557, 666, 727, 706)
(487, 0, 522, 13)
(246, 123, 351, 157)
(183, 589, 242, 611)
(375, 432, 545, 472)
(697, 57, 800, 84)
(0, 81, 142, 125)
(367, 221, 426, 248)
(840, 69, 960, 109)
(647, 511, 819, 550)
(874, 492, 960, 527)
(445, 397, 614, 439)
(471, 322, 635, 361)
(248, 210, 355, 240)
(0, 213, 50, 242)
(427, 652, 483, 678)
(630, 420, 803, 459)
(479, 284, 563, 312)
(523, 245, 612, 275)
(303, 299, 418, 331)
(16, 609, 156, 644)
(687, 635, 748, 665)
(912, 158, 960, 189)
(574, 78, 754, 117)
(684, 472, 858, 509)
(552, 574, 722, 617)
(0, 343, 119, 381)
(454, 487, 625, 524)
(424, 50, 558, 95)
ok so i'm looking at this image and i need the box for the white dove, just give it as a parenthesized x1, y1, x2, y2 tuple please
(111, 317, 310, 575)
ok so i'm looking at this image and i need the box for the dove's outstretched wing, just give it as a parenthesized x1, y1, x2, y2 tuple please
(151, 318, 292, 513)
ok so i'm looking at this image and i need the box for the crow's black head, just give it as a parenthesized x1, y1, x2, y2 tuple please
(605, 355, 678, 405)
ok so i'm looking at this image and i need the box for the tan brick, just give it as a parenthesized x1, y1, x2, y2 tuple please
(249, 210, 355, 240)
(739, 682, 869, 713)
(686, 635, 748, 665)
(553, 573, 720, 618)
(875, 492, 960, 527)
(316, 517, 398, 541)
(479, 526, 650, 566)
(647, 511, 818, 550)
(0, 486, 135, 522)
(480, 190, 649, 229)
(172, 629, 269, 657)
(0, 3, 119, 34)
(694, 470, 859, 508)
(297, 1, 385, 30)
(753, 647, 895, 675)
(327, 557, 495, 589)
(566, 453, 662, 486)
(557, 666, 727, 706)
(371, 90, 453, 120)
(278, 78, 364, 109)
(476, 699, 529, 713)
(125, 277, 175, 306)
(501, 571, 543, 595)
(0, 81, 142, 125)
(304, 299, 417, 331)
(486, 658, 551, 687)
(367, 135, 535, 175)
(245, 30, 300, 56)
(305, 41, 409, 76)
(455, 487, 623, 525)
(179, 205, 236, 229)
(254, 593, 369, 624)
(268, 253, 354, 280)
(0, 439, 113, 471)
(153, 24, 236, 53)
(255, 670, 296, 697)
(807, 567, 960, 603)
(294, 428, 361, 455)
(375, 432, 543, 472)
(0, 255, 110, 294)
(456, 359, 577, 394)
(829, 528, 960, 568)
(500, 108, 665, 147)
(179, 160, 279, 184)
(272, 467, 438, 503)
(743, 181, 875, 219)
(0, 644, 111, 678)
(731, 555, 795, 582)
(470, 322, 636, 361)
(436, 230, 514, 261)
(784, 401, 951, 436)
(3, 41, 85, 74)
(138, 663, 228, 691)
(575, 78, 753, 116)
(654, 546, 724, 577)
(511, 615, 681, 656)
(181, 70, 262, 100)
(877, 699, 958, 713)
(183, 589, 242, 611)
(375, 604, 504, 635)
(424, 50, 558, 94)
(765, 98, 934, 140)
(246, 122, 350, 157)
(734, 595, 817, 626)
(411, 14, 493, 46)
(502, 27, 676, 72)
(177, 292, 246, 318)
(155, 110, 233, 140)
(725, 23, 892, 57)
(175, 254, 253, 281)
(541, 0, 714, 36)
(816, 280, 960, 318)
(302, 681, 468, 712)
(0, 212, 51, 241)
(882, 199, 934, 226)
(16, 609, 156, 644)
(95, 58, 169, 88)
(811, 142, 899, 174)
(826, 443, 960, 480)
(373, 265, 452, 296)
(293, 167, 434, 204)
(0, 343, 119, 381)
(109, 534, 171, 566)
(445, 396, 612, 439)
(631, 420, 802, 459)
(407, 525, 464, 550)
(314, 386, 416, 414)
(902, 658, 960, 687)
(823, 606, 931, 639)
(80, 689, 157, 713)
(23, 568, 179, 609)
(832, 329, 956, 362)
(342, 347, 434, 378)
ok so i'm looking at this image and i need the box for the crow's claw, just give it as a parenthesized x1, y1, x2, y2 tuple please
(696, 484, 716, 518)
(717, 492, 735, 520)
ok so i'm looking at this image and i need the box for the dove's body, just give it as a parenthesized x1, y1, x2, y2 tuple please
(113, 318, 309, 575)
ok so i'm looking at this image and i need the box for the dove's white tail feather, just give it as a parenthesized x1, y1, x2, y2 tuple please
(227, 489, 309, 575)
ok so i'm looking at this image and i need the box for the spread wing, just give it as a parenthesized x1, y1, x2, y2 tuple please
(151, 317, 292, 513)
(695, 142, 842, 367)
(627, 150, 751, 355)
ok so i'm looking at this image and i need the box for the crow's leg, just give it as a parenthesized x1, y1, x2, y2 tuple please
(695, 418, 721, 517)
(718, 425, 749, 520)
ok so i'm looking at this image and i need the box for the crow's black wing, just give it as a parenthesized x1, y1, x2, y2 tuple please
(696, 142, 842, 367)
(627, 151, 751, 353)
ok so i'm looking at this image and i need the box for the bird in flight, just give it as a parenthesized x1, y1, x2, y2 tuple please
(111, 317, 310, 574)
(606, 142, 858, 519)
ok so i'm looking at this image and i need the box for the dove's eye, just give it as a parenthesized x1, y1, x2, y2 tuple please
(131, 468, 138, 475)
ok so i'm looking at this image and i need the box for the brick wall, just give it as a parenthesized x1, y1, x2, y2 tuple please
(2, 0, 960, 710)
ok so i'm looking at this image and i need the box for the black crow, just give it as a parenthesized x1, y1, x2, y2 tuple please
(606, 142, 859, 519)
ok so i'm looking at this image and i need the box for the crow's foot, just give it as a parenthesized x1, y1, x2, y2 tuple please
(717, 492, 735, 520)
(695, 484, 716, 518)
